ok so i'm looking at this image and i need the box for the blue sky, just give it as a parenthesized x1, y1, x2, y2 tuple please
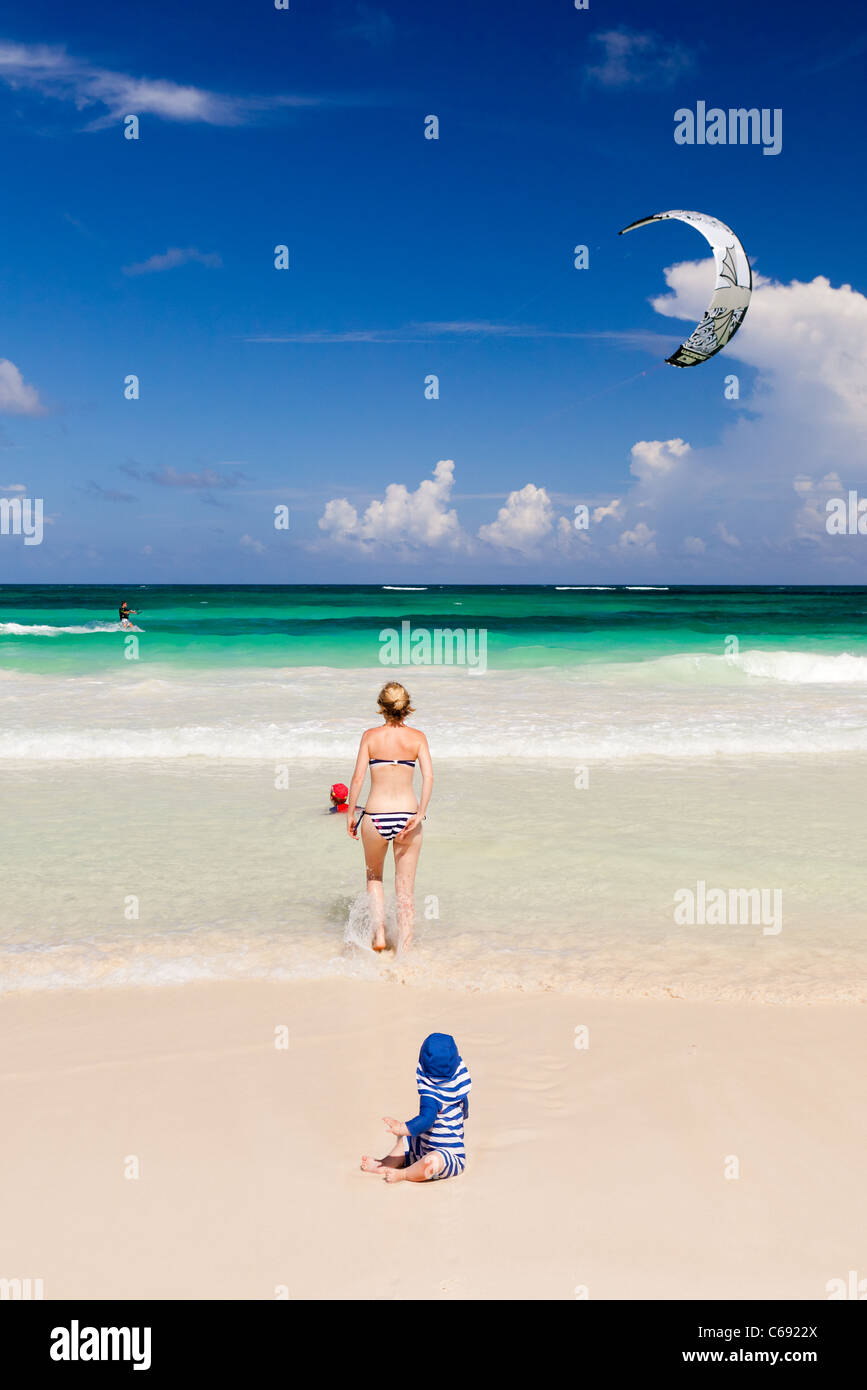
(1, 0, 866, 583)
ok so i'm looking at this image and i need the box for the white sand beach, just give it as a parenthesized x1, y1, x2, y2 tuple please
(2, 636, 866, 1300)
(1, 979, 863, 1300)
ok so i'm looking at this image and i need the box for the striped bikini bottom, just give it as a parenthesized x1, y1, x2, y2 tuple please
(355, 810, 416, 841)
(404, 1135, 465, 1180)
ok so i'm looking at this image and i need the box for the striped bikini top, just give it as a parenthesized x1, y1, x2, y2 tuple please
(369, 758, 416, 767)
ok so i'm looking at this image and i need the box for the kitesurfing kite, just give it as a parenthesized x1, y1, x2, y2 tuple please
(619, 210, 752, 367)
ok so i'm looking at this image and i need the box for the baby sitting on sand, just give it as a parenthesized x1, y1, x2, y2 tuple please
(361, 1032, 471, 1183)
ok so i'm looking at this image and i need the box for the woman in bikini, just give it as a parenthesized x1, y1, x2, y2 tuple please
(346, 682, 432, 953)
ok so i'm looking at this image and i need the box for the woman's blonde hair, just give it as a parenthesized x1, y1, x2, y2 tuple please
(377, 682, 414, 723)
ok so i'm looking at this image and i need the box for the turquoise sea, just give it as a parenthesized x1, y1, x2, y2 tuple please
(2, 585, 866, 1000)
(3, 584, 867, 677)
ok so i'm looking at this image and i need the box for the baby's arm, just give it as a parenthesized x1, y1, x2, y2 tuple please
(404, 1095, 439, 1137)
(383, 1094, 438, 1137)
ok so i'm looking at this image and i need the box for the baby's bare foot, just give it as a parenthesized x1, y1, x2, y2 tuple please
(384, 1167, 405, 1183)
(360, 1155, 383, 1172)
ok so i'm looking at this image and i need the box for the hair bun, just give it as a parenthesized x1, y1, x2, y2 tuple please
(376, 682, 414, 722)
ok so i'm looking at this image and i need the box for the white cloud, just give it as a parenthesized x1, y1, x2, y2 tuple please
(592, 498, 623, 523)
(477, 483, 556, 554)
(318, 460, 469, 553)
(603, 263, 867, 572)
(629, 438, 691, 481)
(614, 521, 657, 553)
(319, 497, 358, 535)
(0, 40, 326, 128)
(650, 264, 867, 429)
(314, 258, 867, 576)
(0, 359, 44, 415)
(318, 466, 583, 560)
(792, 473, 845, 540)
(240, 534, 265, 554)
(122, 247, 222, 276)
(585, 29, 693, 88)
(558, 514, 590, 547)
(245, 322, 670, 346)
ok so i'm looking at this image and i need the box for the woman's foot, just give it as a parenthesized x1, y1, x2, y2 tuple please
(360, 1155, 383, 1172)
(397, 931, 413, 954)
(372, 928, 387, 952)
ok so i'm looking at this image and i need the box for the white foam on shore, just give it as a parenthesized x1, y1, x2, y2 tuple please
(1, 722, 866, 761)
(1, 653, 866, 759)
(0, 932, 862, 1003)
(0, 621, 141, 635)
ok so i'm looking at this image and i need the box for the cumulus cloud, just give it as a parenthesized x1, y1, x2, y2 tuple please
(314, 259, 867, 577)
(614, 521, 657, 553)
(650, 264, 867, 429)
(0, 40, 329, 128)
(585, 29, 693, 88)
(122, 247, 222, 276)
(319, 497, 358, 535)
(607, 263, 867, 572)
(0, 359, 44, 415)
(629, 438, 691, 481)
(317, 466, 589, 560)
(592, 498, 623, 523)
(318, 460, 470, 553)
(318, 466, 597, 560)
(792, 472, 845, 540)
(477, 483, 556, 554)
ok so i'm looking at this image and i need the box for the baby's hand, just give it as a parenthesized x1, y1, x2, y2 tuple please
(383, 1116, 408, 1137)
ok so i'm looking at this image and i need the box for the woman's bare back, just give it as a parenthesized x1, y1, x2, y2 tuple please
(365, 723, 424, 763)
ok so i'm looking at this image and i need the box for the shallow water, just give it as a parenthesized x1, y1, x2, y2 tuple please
(1, 756, 863, 1002)
(2, 585, 865, 1001)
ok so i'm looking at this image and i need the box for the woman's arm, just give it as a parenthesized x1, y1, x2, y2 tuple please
(395, 731, 432, 840)
(346, 731, 369, 838)
(416, 732, 433, 818)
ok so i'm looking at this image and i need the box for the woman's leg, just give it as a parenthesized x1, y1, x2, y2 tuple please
(360, 817, 389, 950)
(392, 821, 423, 952)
